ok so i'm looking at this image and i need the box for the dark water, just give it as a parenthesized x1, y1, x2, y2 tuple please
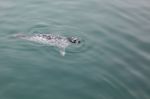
(0, 0, 150, 99)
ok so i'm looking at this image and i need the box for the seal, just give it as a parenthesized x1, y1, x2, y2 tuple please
(15, 33, 81, 56)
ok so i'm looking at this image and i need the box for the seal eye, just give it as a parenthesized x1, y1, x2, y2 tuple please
(73, 40, 77, 43)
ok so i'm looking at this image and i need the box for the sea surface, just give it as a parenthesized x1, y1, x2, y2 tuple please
(0, 0, 150, 99)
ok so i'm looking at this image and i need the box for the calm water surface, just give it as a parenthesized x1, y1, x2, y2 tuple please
(0, 0, 150, 99)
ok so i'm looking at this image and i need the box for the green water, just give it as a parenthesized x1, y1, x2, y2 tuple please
(0, 0, 150, 99)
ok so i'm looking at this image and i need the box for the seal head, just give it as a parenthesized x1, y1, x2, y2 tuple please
(67, 37, 81, 44)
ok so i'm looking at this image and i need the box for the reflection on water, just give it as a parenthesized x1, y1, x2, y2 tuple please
(0, 0, 150, 99)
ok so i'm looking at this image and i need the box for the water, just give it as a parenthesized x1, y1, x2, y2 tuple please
(0, 0, 150, 99)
